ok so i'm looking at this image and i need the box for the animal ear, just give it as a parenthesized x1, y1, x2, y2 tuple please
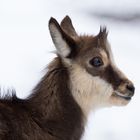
(60, 15, 78, 37)
(49, 17, 77, 58)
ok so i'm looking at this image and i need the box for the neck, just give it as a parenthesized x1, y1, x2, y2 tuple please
(69, 63, 107, 117)
(28, 57, 84, 140)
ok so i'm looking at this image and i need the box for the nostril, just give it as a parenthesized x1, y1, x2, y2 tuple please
(126, 84, 135, 94)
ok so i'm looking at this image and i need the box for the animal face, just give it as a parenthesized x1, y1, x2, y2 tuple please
(49, 16, 135, 114)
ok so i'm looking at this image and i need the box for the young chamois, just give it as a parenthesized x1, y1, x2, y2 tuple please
(0, 16, 135, 140)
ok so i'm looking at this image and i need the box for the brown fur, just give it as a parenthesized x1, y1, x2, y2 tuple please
(0, 16, 135, 140)
(0, 58, 84, 140)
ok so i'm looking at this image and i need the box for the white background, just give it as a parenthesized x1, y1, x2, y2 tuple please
(0, 0, 139, 140)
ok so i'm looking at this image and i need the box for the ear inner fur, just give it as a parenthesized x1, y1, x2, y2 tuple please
(49, 17, 77, 58)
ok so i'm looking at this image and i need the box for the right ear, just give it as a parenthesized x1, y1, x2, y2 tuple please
(49, 17, 77, 58)
(61, 16, 78, 37)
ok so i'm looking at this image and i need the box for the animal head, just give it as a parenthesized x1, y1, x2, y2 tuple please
(49, 16, 135, 115)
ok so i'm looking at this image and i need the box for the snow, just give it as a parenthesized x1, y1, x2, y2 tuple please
(0, 0, 140, 139)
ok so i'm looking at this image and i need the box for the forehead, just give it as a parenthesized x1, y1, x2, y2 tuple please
(76, 36, 110, 59)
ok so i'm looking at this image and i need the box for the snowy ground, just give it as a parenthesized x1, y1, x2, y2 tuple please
(0, 0, 140, 140)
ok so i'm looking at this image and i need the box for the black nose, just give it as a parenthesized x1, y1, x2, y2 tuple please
(126, 84, 135, 95)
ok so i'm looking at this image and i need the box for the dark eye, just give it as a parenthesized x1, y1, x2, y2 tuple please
(89, 57, 103, 67)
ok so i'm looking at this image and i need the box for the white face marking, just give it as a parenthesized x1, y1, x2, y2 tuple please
(69, 64, 113, 117)
(100, 49, 109, 67)
(106, 40, 115, 64)
(49, 24, 71, 57)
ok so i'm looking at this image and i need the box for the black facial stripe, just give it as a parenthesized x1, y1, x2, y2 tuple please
(101, 65, 124, 90)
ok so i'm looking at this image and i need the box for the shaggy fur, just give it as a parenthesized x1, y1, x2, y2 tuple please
(0, 58, 84, 140)
(0, 16, 134, 140)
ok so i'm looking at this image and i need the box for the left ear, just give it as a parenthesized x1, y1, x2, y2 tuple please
(49, 17, 77, 58)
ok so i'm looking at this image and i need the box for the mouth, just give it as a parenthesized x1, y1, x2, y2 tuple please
(113, 91, 132, 101)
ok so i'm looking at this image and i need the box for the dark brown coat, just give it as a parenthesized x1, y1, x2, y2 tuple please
(0, 15, 135, 140)
(0, 58, 84, 140)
